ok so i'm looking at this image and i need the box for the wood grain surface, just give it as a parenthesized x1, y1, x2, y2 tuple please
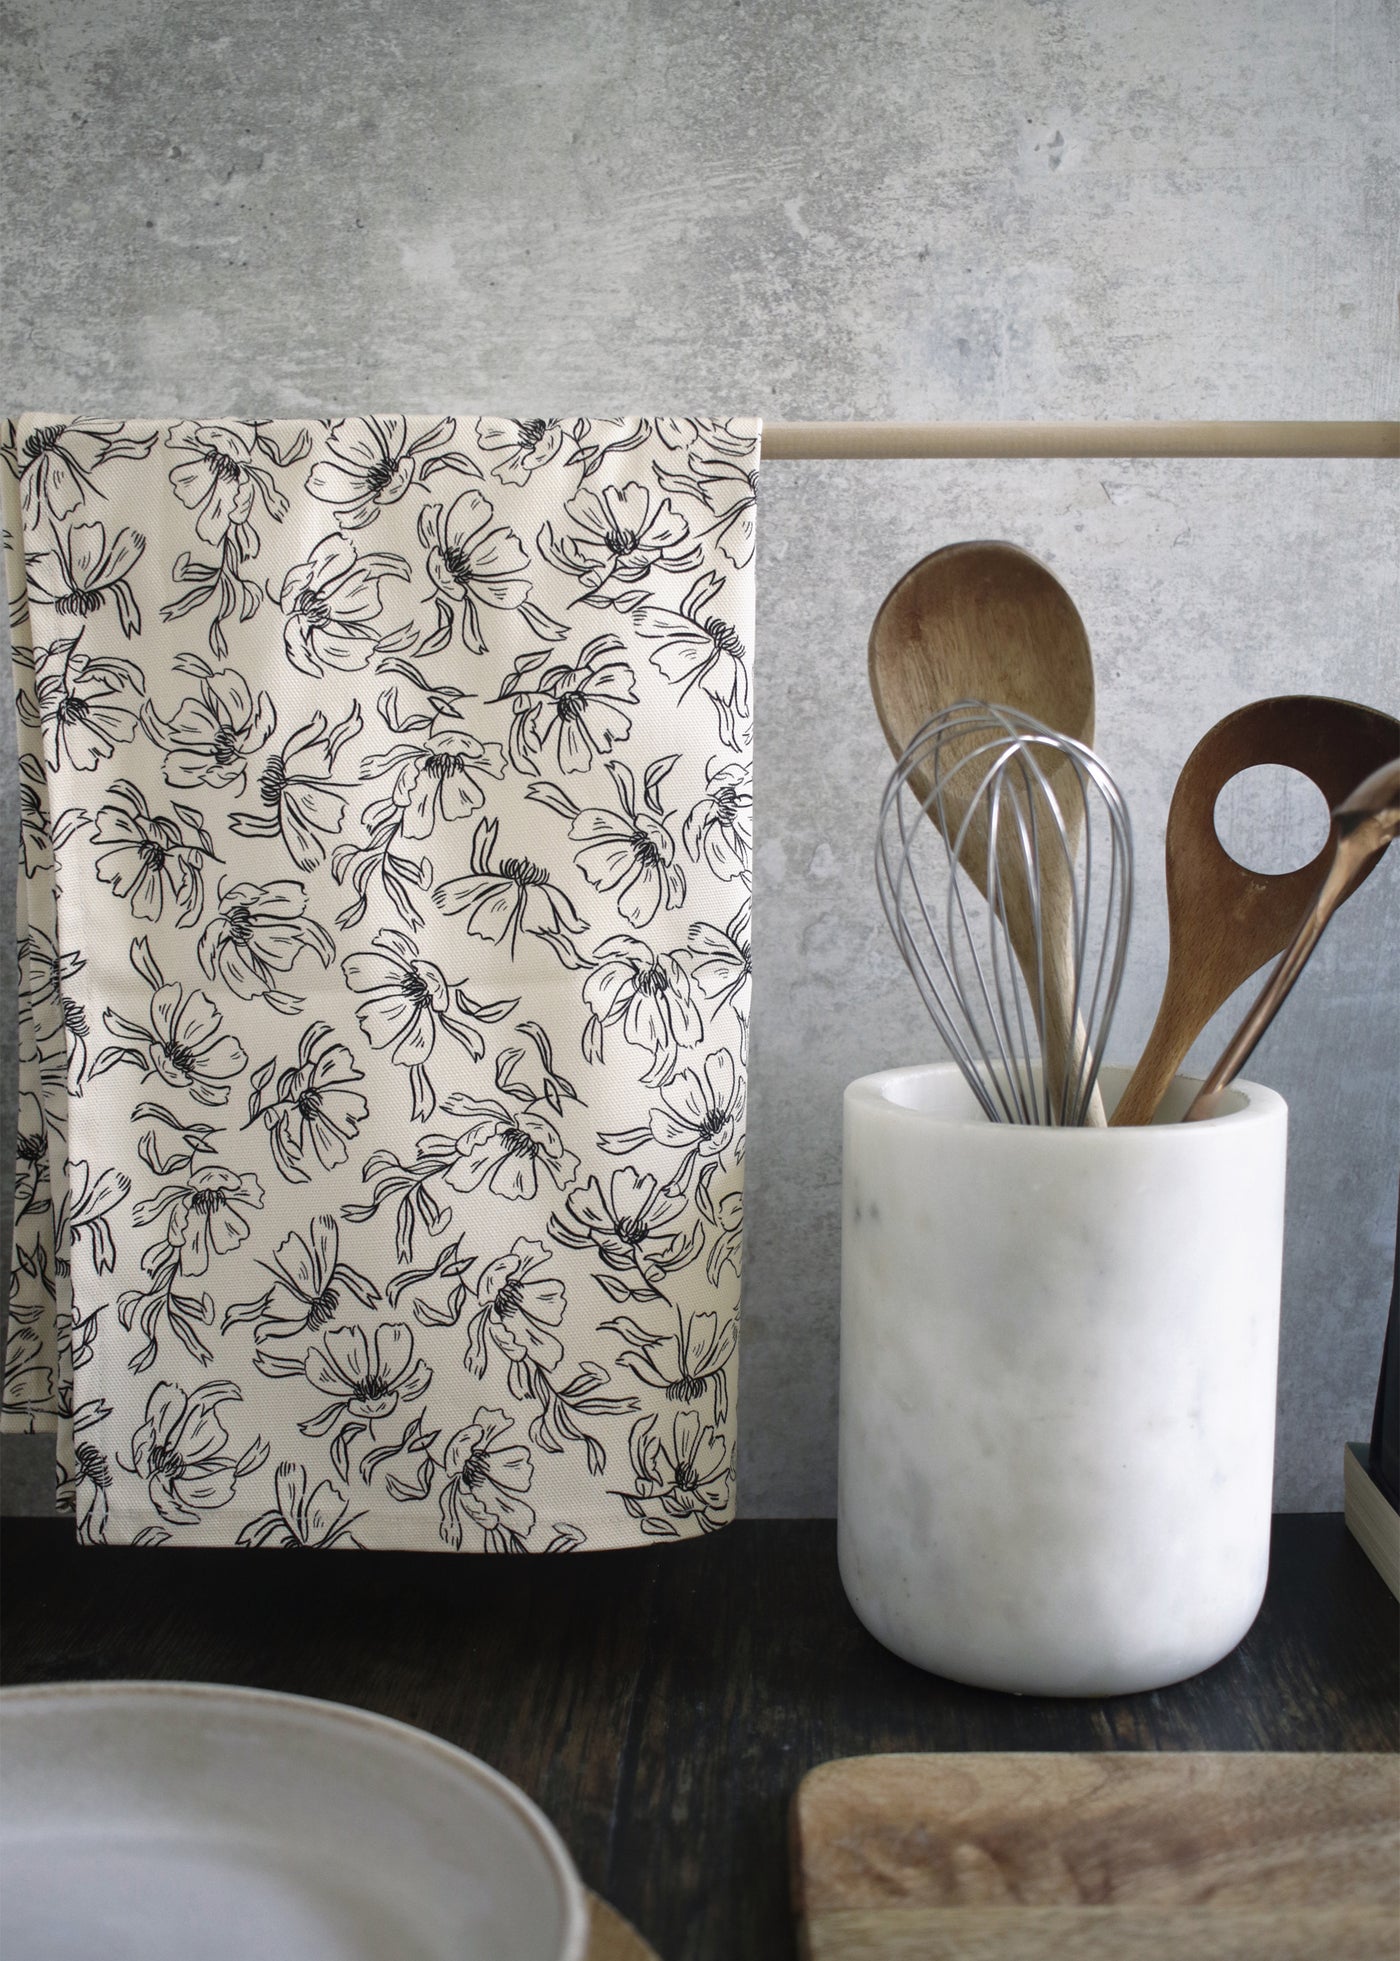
(2, 1518, 1396, 1961)
(792, 1751, 1399, 1958)
(1110, 695, 1400, 1127)
(798, 1905, 1398, 1959)
(588, 1891, 661, 1961)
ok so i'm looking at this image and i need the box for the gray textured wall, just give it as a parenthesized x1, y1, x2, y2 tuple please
(2, 0, 1396, 1516)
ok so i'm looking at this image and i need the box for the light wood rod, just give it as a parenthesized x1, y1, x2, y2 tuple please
(759, 420, 1399, 460)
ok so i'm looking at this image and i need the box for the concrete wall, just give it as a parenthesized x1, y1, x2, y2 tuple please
(2, 0, 1396, 1515)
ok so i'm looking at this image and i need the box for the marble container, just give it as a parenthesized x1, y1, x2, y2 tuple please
(838, 1063, 1289, 1696)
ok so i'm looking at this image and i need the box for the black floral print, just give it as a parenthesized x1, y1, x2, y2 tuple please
(131, 1102, 221, 1179)
(539, 481, 701, 603)
(159, 530, 264, 662)
(420, 487, 564, 654)
(4, 416, 157, 527)
(686, 899, 752, 1012)
(685, 899, 752, 1062)
(17, 749, 53, 878)
(436, 1406, 535, 1551)
(360, 713, 507, 836)
(437, 1093, 580, 1202)
(60, 1160, 130, 1277)
(117, 1265, 214, 1374)
(331, 794, 434, 933)
(617, 1407, 732, 1538)
(653, 417, 755, 462)
(120, 1377, 269, 1525)
(633, 569, 751, 750)
(132, 1163, 265, 1276)
(2, 1324, 55, 1429)
(166, 422, 290, 545)
(121, 1112, 264, 1372)
(705, 1190, 745, 1288)
(13, 1089, 51, 1229)
(63, 1400, 117, 1544)
(94, 936, 248, 1106)
(245, 1020, 370, 1182)
(90, 780, 218, 925)
(387, 1232, 478, 1329)
(527, 757, 686, 928)
(475, 416, 582, 486)
(358, 1405, 440, 1499)
(140, 657, 276, 791)
(390, 1229, 634, 1476)
(306, 415, 476, 529)
(237, 1459, 365, 1548)
(497, 634, 639, 776)
(19, 921, 90, 1099)
(602, 1306, 738, 1424)
(3, 412, 756, 1552)
(229, 705, 362, 871)
(460, 1237, 567, 1375)
(292, 1322, 432, 1481)
(599, 1048, 745, 1197)
(17, 635, 145, 774)
(434, 816, 590, 968)
(26, 521, 146, 637)
(341, 927, 517, 1119)
(653, 440, 758, 571)
(581, 935, 704, 1085)
(684, 757, 751, 881)
(197, 878, 335, 1014)
(550, 1165, 702, 1294)
(225, 1214, 380, 1346)
(274, 533, 415, 677)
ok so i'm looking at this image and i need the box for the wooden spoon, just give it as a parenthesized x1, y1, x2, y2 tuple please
(1182, 757, 1400, 1121)
(1112, 695, 1400, 1127)
(868, 541, 1105, 1123)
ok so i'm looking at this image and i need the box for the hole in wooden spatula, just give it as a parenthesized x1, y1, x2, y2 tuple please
(1213, 763, 1332, 874)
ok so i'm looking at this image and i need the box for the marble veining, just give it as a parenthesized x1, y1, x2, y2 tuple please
(838, 1064, 1288, 1695)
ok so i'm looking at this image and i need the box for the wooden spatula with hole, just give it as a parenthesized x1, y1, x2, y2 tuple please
(1111, 694, 1400, 1127)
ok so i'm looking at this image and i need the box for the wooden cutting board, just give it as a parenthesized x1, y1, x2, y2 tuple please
(587, 1890, 660, 1960)
(790, 1752, 1399, 1959)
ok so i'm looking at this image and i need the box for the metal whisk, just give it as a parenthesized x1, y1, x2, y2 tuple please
(876, 701, 1133, 1125)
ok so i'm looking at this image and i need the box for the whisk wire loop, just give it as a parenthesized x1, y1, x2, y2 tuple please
(876, 700, 1133, 1125)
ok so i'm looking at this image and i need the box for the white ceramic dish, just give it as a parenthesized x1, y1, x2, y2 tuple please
(0, 1679, 590, 1961)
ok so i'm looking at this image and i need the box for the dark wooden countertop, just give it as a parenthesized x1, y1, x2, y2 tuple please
(2, 1514, 1396, 1959)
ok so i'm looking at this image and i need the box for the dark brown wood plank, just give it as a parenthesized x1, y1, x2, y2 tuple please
(600, 1517, 1398, 1959)
(1, 1516, 1395, 1961)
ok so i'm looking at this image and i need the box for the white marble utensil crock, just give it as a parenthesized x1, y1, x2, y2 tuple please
(838, 1063, 1288, 1696)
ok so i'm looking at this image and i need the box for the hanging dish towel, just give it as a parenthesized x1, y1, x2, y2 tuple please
(2, 413, 758, 1550)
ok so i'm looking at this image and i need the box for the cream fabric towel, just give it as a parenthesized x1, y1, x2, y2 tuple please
(2, 413, 758, 1549)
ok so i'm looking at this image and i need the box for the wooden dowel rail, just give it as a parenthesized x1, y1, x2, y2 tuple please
(759, 420, 1399, 459)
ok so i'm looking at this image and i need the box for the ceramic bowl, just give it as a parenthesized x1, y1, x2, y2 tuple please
(0, 1679, 590, 1961)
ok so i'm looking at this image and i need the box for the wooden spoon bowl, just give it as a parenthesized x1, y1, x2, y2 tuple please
(869, 542, 1095, 765)
(869, 541, 1105, 1122)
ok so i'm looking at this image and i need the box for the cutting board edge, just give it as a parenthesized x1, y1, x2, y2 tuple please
(791, 1750, 1400, 1935)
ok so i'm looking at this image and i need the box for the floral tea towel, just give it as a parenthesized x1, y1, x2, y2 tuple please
(2, 412, 758, 1550)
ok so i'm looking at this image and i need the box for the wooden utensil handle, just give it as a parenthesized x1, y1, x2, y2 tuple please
(1111, 996, 1194, 1127)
